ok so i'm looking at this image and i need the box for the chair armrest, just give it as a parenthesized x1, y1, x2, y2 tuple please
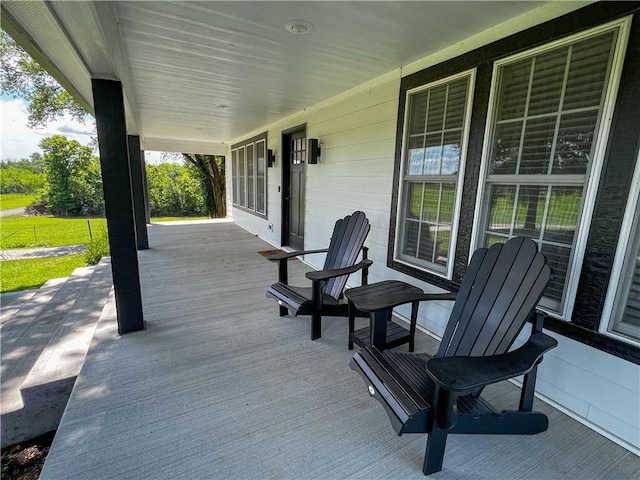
(417, 292, 457, 302)
(267, 248, 329, 261)
(305, 259, 373, 282)
(426, 332, 558, 394)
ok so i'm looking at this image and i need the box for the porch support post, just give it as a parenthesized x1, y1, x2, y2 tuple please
(141, 149, 151, 223)
(92, 79, 144, 334)
(127, 135, 149, 250)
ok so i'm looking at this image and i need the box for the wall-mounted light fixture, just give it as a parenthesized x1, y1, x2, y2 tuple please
(308, 138, 322, 164)
(267, 149, 276, 168)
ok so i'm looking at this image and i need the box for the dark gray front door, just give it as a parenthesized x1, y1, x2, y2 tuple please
(288, 130, 306, 250)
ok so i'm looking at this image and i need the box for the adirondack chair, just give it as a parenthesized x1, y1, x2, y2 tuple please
(266, 211, 372, 340)
(349, 237, 558, 475)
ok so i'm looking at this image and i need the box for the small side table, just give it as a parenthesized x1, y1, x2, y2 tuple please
(345, 280, 427, 351)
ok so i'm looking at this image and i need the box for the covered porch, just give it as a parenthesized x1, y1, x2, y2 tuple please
(40, 221, 637, 479)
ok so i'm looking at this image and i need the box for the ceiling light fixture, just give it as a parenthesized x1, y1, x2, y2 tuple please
(285, 20, 313, 35)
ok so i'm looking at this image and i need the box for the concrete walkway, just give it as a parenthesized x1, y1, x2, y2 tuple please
(0, 245, 87, 261)
(0, 207, 26, 217)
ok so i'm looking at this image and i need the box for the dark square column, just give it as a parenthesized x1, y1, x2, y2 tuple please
(141, 150, 151, 224)
(128, 135, 149, 250)
(92, 79, 144, 334)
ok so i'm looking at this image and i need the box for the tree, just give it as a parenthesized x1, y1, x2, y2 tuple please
(146, 162, 206, 217)
(1, 30, 86, 127)
(0, 156, 46, 194)
(39, 135, 104, 215)
(181, 154, 226, 218)
(159, 152, 227, 218)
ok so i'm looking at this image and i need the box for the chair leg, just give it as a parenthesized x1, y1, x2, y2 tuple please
(311, 280, 323, 341)
(348, 301, 355, 350)
(422, 428, 448, 476)
(279, 306, 288, 317)
(409, 300, 419, 352)
(311, 312, 321, 341)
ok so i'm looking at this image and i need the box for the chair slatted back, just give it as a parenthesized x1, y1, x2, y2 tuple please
(437, 237, 551, 358)
(322, 211, 370, 300)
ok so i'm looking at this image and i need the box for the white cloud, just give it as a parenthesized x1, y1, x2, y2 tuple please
(145, 151, 164, 165)
(0, 97, 95, 160)
(0, 97, 176, 165)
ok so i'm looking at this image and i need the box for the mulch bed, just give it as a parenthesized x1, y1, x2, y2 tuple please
(1, 431, 55, 480)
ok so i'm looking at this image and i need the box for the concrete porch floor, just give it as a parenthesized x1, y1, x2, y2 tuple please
(41, 220, 639, 479)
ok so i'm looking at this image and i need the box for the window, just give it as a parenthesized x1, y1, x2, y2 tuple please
(395, 71, 474, 277)
(475, 20, 628, 317)
(231, 133, 267, 216)
(602, 150, 640, 345)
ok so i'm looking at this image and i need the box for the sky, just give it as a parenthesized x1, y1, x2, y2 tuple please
(0, 95, 164, 164)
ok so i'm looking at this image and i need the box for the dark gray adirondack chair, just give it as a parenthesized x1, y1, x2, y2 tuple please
(266, 211, 372, 340)
(350, 237, 558, 475)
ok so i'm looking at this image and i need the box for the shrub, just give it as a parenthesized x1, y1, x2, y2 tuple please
(83, 227, 110, 265)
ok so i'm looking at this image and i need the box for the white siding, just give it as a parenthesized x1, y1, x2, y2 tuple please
(228, 21, 640, 459)
(535, 331, 639, 452)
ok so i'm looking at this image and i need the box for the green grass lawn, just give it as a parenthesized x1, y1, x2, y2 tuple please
(0, 214, 211, 249)
(0, 214, 211, 293)
(0, 254, 86, 293)
(0, 194, 37, 210)
(0, 216, 107, 249)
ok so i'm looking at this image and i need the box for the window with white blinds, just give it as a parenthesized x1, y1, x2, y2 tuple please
(231, 133, 267, 216)
(616, 248, 640, 342)
(395, 72, 474, 277)
(478, 21, 627, 317)
(603, 151, 640, 345)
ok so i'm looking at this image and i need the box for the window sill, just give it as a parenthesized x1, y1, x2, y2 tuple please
(231, 204, 267, 219)
(388, 258, 458, 292)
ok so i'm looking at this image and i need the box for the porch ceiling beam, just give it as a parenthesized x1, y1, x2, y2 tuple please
(142, 137, 230, 156)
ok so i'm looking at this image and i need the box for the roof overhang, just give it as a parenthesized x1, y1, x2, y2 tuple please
(1, 1, 593, 153)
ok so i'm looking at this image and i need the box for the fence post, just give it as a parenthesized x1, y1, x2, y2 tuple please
(87, 220, 93, 240)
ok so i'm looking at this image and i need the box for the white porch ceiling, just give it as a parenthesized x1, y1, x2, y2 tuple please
(1, 1, 588, 154)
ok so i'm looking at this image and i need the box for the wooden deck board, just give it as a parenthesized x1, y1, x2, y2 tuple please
(40, 221, 639, 479)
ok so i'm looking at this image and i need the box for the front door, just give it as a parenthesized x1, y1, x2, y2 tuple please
(282, 128, 306, 250)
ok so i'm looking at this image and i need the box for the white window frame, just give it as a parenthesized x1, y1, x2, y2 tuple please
(394, 69, 476, 279)
(471, 17, 631, 320)
(600, 148, 640, 347)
